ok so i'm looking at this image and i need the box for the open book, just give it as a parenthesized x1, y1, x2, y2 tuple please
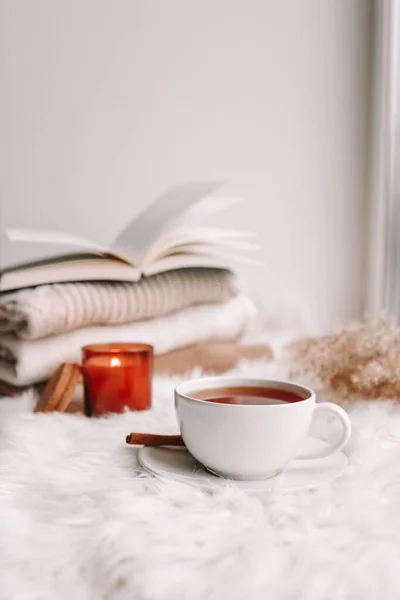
(0, 182, 258, 292)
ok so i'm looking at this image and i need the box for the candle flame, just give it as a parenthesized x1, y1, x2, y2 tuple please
(110, 357, 121, 367)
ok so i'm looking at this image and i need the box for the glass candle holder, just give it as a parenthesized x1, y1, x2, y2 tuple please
(82, 343, 153, 416)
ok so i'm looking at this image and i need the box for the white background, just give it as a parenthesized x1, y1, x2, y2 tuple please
(0, 0, 372, 329)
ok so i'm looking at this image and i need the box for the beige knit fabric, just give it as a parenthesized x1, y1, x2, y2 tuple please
(0, 294, 256, 386)
(0, 268, 238, 340)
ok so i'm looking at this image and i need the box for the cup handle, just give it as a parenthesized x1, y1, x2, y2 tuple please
(297, 402, 351, 460)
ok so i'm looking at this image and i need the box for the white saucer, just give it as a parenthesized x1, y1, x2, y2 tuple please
(138, 435, 349, 494)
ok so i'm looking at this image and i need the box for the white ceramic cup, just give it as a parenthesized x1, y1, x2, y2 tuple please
(175, 376, 351, 480)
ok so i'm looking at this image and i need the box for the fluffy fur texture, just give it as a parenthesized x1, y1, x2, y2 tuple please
(1, 359, 400, 600)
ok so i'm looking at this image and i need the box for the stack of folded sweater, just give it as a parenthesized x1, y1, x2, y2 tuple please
(0, 268, 259, 389)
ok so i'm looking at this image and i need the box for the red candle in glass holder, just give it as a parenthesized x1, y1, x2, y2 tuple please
(82, 343, 153, 416)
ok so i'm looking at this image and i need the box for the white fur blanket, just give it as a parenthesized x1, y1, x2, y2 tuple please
(1, 358, 400, 600)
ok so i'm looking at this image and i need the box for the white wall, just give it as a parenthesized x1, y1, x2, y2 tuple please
(0, 0, 372, 329)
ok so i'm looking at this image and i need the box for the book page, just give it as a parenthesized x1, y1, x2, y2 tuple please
(5, 182, 249, 276)
(142, 251, 260, 278)
(142, 254, 233, 276)
(7, 228, 106, 251)
(5, 182, 231, 270)
(0, 256, 141, 292)
(111, 181, 226, 263)
(170, 195, 243, 228)
(6, 229, 134, 266)
(142, 227, 258, 265)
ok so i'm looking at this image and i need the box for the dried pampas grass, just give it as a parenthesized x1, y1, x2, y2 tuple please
(287, 314, 400, 401)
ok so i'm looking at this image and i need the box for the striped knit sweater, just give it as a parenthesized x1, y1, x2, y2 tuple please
(0, 268, 239, 340)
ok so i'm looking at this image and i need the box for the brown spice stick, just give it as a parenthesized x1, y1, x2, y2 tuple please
(34, 363, 81, 413)
(126, 433, 185, 447)
(54, 365, 82, 412)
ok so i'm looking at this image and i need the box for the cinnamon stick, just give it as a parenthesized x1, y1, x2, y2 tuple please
(125, 433, 185, 447)
(34, 363, 81, 413)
